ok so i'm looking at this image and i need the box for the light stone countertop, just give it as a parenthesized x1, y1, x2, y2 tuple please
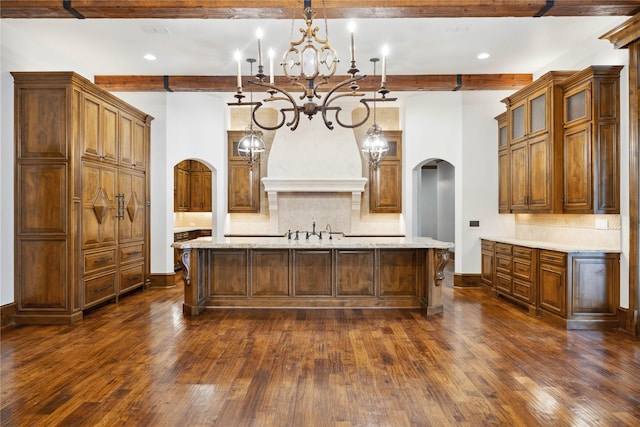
(481, 236, 620, 253)
(172, 236, 455, 250)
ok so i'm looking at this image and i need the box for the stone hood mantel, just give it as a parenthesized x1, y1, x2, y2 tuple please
(261, 177, 368, 233)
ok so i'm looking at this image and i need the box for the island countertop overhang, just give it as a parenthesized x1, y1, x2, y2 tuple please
(172, 236, 455, 250)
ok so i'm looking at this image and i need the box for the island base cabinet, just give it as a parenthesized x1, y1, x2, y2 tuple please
(180, 247, 444, 311)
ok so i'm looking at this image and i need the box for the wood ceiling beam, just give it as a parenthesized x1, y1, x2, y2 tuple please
(2, 1, 639, 19)
(93, 74, 533, 92)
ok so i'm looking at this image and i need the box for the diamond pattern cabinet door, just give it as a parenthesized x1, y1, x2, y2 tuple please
(82, 163, 117, 249)
(118, 169, 146, 243)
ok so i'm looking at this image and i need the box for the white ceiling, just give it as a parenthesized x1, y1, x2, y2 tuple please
(1, 15, 629, 78)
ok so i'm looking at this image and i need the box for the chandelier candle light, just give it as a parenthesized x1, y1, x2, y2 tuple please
(228, 0, 395, 132)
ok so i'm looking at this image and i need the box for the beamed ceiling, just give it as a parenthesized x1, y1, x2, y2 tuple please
(3, 1, 640, 19)
(3, 1, 639, 92)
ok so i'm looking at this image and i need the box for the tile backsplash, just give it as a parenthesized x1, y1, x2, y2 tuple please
(515, 214, 620, 249)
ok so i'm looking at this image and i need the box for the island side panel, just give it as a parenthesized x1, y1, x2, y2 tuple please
(425, 248, 445, 315)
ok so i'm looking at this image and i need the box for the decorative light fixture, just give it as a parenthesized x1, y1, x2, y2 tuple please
(361, 57, 388, 170)
(228, 0, 395, 131)
(236, 57, 265, 167)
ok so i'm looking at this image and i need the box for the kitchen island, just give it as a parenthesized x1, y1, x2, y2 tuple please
(172, 236, 454, 316)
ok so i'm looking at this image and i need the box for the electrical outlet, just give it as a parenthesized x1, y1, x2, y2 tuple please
(469, 220, 480, 227)
(595, 219, 608, 230)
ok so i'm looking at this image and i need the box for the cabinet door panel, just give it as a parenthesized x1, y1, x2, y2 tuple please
(209, 250, 247, 296)
(251, 250, 290, 296)
(498, 149, 510, 212)
(228, 162, 259, 212)
(539, 263, 566, 316)
(293, 250, 332, 296)
(509, 143, 527, 211)
(370, 162, 401, 213)
(595, 122, 618, 212)
(119, 112, 133, 166)
(133, 119, 146, 170)
(118, 169, 146, 243)
(82, 94, 101, 158)
(336, 250, 375, 296)
(527, 134, 552, 211)
(379, 250, 418, 297)
(564, 122, 592, 211)
(102, 103, 118, 163)
(82, 163, 117, 248)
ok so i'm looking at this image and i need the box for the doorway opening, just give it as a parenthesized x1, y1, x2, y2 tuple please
(417, 158, 455, 260)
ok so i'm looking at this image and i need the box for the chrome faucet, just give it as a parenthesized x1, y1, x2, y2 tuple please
(306, 220, 321, 240)
(326, 223, 333, 240)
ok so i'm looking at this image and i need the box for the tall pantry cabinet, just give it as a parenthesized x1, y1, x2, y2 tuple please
(13, 72, 153, 325)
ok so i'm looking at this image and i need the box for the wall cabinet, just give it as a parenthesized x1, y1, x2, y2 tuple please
(370, 130, 402, 213)
(497, 66, 621, 214)
(502, 71, 573, 213)
(228, 131, 261, 213)
(13, 71, 152, 324)
(481, 239, 619, 329)
(495, 113, 510, 213)
(560, 66, 621, 214)
(173, 160, 211, 212)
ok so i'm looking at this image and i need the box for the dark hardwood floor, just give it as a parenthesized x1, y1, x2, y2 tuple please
(1, 263, 639, 426)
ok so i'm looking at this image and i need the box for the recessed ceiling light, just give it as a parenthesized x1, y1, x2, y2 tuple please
(144, 53, 157, 61)
(477, 52, 490, 60)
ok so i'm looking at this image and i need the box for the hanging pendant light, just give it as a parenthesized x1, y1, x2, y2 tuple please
(361, 57, 388, 170)
(238, 127, 265, 166)
(237, 57, 265, 167)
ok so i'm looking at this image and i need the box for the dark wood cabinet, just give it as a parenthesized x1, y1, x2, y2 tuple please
(228, 131, 261, 213)
(495, 113, 510, 213)
(497, 66, 621, 215)
(13, 71, 152, 324)
(480, 240, 495, 287)
(174, 160, 211, 212)
(481, 240, 619, 329)
(561, 66, 621, 214)
(369, 130, 402, 213)
(502, 71, 573, 213)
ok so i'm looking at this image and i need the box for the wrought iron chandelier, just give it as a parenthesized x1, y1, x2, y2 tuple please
(228, 0, 395, 131)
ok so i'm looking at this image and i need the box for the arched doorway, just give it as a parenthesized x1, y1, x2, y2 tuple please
(417, 158, 455, 246)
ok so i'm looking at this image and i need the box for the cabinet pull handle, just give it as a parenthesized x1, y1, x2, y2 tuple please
(116, 194, 125, 220)
(94, 284, 112, 293)
(126, 251, 142, 258)
(94, 256, 113, 265)
(127, 274, 141, 282)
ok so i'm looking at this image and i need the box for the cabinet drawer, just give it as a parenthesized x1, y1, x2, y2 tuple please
(495, 273, 512, 293)
(119, 243, 144, 264)
(481, 240, 495, 252)
(120, 263, 144, 292)
(513, 259, 533, 281)
(539, 250, 566, 265)
(84, 249, 116, 274)
(513, 279, 533, 302)
(496, 256, 512, 273)
(495, 243, 512, 256)
(513, 246, 534, 260)
(84, 272, 116, 306)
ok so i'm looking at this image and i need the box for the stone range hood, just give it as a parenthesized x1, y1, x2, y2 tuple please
(262, 177, 367, 233)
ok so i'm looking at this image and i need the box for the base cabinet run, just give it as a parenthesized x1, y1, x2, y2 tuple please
(179, 247, 447, 314)
(481, 239, 619, 329)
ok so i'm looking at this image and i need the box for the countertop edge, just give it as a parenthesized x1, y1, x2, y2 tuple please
(481, 236, 621, 253)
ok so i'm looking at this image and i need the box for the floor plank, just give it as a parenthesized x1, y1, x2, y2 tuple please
(1, 264, 639, 426)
